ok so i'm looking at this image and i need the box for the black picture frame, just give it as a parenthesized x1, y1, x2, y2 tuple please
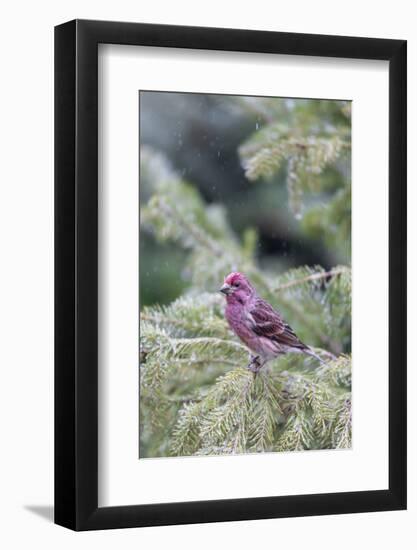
(55, 19, 407, 531)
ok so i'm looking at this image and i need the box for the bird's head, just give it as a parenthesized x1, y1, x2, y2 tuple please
(219, 272, 255, 303)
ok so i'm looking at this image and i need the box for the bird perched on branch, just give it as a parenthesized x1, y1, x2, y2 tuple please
(220, 272, 326, 372)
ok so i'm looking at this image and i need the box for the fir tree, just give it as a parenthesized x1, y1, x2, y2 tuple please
(139, 97, 351, 458)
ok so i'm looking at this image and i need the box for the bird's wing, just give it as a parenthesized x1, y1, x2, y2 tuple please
(249, 298, 307, 350)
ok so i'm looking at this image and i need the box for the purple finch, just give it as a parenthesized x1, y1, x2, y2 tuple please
(220, 272, 325, 372)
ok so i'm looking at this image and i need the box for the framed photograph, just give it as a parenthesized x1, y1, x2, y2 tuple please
(55, 19, 406, 530)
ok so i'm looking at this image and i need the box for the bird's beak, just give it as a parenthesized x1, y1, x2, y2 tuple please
(220, 283, 232, 295)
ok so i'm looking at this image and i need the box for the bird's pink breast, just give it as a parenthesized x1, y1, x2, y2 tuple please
(225, 301, 261, 353)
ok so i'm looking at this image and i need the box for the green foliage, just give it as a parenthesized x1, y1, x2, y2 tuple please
(140, 291, 352, 456)
(139, 98, 351, 458)
(237, 98, 351, 253)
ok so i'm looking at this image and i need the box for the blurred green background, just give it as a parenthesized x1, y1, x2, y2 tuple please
(139, 92, 351, 308)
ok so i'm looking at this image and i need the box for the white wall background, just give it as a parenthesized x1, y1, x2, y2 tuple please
(0, 1, 414, 548)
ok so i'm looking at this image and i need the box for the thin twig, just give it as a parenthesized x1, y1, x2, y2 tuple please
(310, 346, 337, 361)
(172, 358, 239, 368)
(274, 267, 348, 292)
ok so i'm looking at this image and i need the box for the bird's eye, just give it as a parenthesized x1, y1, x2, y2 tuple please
(234, 282, 240, 287)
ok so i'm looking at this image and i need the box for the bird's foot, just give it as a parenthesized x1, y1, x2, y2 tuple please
(247, 355, 262, 375)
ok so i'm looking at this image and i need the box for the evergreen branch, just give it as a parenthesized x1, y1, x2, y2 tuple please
(170, 401, 203, 456)
(147, 196, 224, 257)
(275, 406, 315, 452)
(140, 293, 228, 338)
(162, 201, 224, 257)
(315, 355, 351, 389)
(199, 368, 255, 449)
(240, 135, 349, 182)
(333, 397, 352, 448)
(239, 129, 350, 219)
(274, 267, 349, 292)
(173, 336, 248, 355)
(249, 373, 283, 451)
(141, 313, 190, 329)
